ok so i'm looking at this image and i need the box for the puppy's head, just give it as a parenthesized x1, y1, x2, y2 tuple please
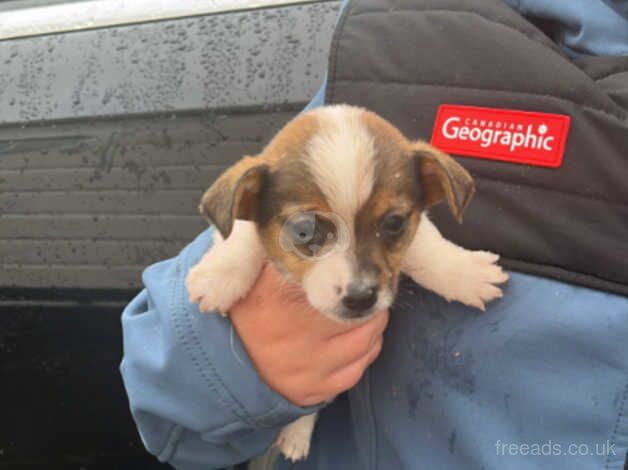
(200, 105, 474, 322)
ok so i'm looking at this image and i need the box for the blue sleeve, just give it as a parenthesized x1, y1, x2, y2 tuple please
(503, 0, 628, 57)
(120, 228, 318, 470)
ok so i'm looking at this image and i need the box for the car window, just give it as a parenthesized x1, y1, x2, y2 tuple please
(0, 0, 319, 40)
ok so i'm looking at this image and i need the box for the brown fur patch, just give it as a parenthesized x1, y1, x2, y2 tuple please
(353, 110, 474, 293)
(354, 179, 422, 293)
(361, 110, 474, 220)
(250, 111, 332, 281)
(256, 161, 332, 282)
(261, 112, 321, 162)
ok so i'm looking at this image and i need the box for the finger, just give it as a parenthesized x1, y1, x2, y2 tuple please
(282, 335, 384, 406)
(322, 315, 387, 374)
(324, 336, 384, 396)
(319, 310, 388, 371)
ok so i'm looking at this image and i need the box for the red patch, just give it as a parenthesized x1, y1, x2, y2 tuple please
(431, 105, 570, 168)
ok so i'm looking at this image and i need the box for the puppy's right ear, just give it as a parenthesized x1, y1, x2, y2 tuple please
(413, 142, 475, 223)
(199, 156, 269, 239)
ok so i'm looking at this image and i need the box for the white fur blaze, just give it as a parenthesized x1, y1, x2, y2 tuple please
(275, 413, 318, 462)
(401, 214, 508, 310)
(306, 105, 376, 223)
(185, 221, 265, 314)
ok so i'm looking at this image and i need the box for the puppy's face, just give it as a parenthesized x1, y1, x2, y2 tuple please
(200, 105, 473, 322)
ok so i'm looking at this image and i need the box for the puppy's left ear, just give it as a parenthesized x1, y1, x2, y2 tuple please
(413, 142, 475, 223)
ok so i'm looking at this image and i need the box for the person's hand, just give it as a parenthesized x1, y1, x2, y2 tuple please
(229, 263, 389, 407)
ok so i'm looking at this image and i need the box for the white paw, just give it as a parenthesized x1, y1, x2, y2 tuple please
(274, 415, 316, 462)
(275, 428, 311, 462)
(185, 261, 253, 315)
(454, 251, 509, 311)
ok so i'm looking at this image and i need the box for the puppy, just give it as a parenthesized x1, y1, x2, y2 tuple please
(186, 105, 508, 461)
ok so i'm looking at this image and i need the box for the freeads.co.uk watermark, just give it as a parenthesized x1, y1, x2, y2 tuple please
(495, 440, 616, 457)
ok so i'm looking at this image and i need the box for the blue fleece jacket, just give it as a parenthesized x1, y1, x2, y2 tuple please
(121, 2, 628, 469)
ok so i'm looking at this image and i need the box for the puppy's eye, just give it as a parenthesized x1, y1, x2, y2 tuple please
(290, 213, 316, 245)
(287, 213, 336, 257)
(381, 214, 407, 236)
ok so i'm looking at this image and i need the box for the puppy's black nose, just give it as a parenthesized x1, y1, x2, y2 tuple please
(342, 283, 378, 312)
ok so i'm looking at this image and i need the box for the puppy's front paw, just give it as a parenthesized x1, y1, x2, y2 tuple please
(186, 262, 252, 315)
(456, 251, 509, 311)
(275, 424, 312, 462)
(274, 414, 317, 462)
